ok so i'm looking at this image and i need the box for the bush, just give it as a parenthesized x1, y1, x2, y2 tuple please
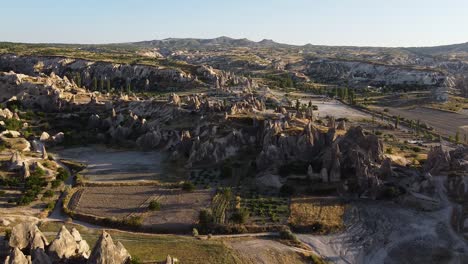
(192, 228, 199, 237)
(51, 180, 61, 189)
(130, 257, 142, 264)
(231, 208, 250, 224)
(279, 227, 298, 242)
(46, 201, 55, 210)
(148, 200, 161, 211)
(310, 253, 327, 264)
(412, 146, 421, 153)
(122, 216, 143, 228)
(43, 190, 54, 198)
(199, 209, 214, 227)
(56, 167, 70, 181)
(182, 182, 195, 192)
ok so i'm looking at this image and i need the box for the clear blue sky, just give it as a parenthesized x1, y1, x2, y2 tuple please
(2, 0, 468, 47)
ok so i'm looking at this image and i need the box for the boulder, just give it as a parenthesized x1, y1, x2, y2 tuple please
(39, 132, 50, 142)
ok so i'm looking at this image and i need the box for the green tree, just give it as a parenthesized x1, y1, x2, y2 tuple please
(295, 99, 300, 111)
(455, 131, 460, 143)
(93, 77, 97, 91)
(107, 79, 111, 92)
(395, 115, 400, 129)
(100, 78, 104, 92)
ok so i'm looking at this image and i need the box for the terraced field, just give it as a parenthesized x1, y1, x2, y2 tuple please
(72, 185, 213, 232)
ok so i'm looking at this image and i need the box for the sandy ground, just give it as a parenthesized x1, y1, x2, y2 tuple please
(271, 90, 369, 120)
(54, 146, 168, 182)
(225, 237, 307, 264)
(298, 176, 468, 264)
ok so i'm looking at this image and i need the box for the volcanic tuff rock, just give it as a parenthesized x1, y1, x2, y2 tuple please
(4, 248, 32, 264)
(424, 145, 451, 174)
(88, 231, 131, 264)
(6, 224, 130, 264)
(47, 226, 88, 262)
(8, 222, 48, 251)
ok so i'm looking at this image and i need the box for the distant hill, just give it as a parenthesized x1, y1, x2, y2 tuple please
(132, 36, 291, 49)
(406, 42, 468, 56)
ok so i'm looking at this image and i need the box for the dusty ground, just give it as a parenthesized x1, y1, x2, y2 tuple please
(73, 186, 212, 231)
(298, 177, 468, 264)
(271, 90, 369, 120)
(225, 237, 307, 264)
(54, 146, 173, 182)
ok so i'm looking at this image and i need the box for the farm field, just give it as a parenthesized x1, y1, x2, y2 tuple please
(71, 186, 213, 232)
(372, 106, 468, 138)
(289, 197, 346, 234)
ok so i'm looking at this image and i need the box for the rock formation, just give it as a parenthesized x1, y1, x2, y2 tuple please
(6, 224, 130, 264)
(4, 247, 32, 264)
(88, 231, 131, 264)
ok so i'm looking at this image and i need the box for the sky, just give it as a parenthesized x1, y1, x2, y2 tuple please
(1, 0, 468, 47)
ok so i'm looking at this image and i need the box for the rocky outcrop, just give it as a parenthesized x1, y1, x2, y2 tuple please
(6, 224, 129, 264)
(0, 54, 200, 91)
(31, 249, 52, 264)
(47, 226, 88, 262)
(88, 231, 131, 264)
(0, 71, 84, 111)
(4, 248, 31, 264)
(8, 222, 48, 251)
(306, 59, 449, 89)
(424, 145, 450, 174)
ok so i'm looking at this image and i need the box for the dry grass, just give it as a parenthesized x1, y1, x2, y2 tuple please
(289, 197, 345, 234)
(38, 221, 240, 264)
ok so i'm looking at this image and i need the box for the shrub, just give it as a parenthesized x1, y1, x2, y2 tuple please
(43, 190, 54, 198)
(412, 146, 421, 153)
(56, 168, 70, 181)
(199, 209, 214, 226)
(123, 216, 143, 228)
(279, 227, 298, 242)
(192, 228, 199, 237)
(46, 201, 55, 210)
(130, 257, 142, 264)
(31, 167, 46, 178)
(148, 200, 161, 211)
(51, 180, 61, 189)
(310, 253, 327, 264)
(231, 208, 250, 224)
(182, 182, 195, 192)
(0, 190, 5, 196)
